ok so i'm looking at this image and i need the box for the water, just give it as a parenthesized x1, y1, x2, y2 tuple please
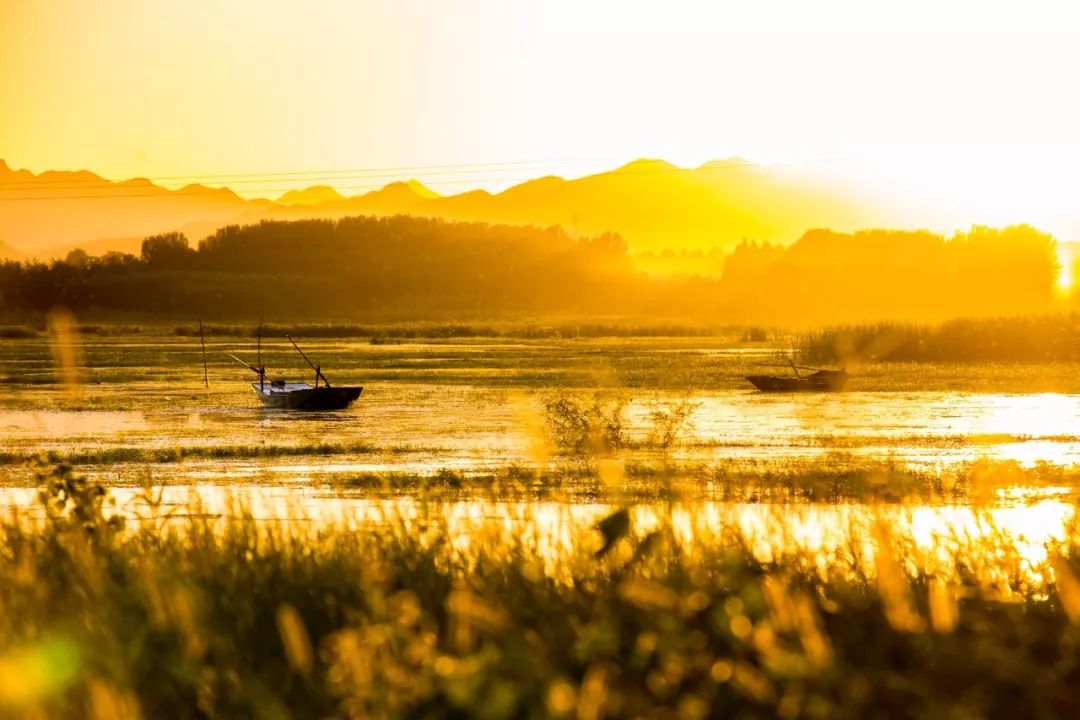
(4, 384, 1080, 479)
(4, 334, 1080, 580)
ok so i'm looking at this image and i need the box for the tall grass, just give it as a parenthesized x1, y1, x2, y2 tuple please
(4, 463, 1080, 717)
(799, 313, 1080, 363)
(173, 321, 733, 340)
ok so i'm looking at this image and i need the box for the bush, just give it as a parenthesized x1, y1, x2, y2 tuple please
(542, 393, 626, 455)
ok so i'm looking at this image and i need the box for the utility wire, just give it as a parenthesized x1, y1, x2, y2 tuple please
(0, 172, 556, 202)
(0, 157, 834, 203)
(0, 158, 576, 190)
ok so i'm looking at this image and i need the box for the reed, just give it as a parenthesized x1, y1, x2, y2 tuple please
(1, 462, 1079, 718)
(799, 313, 1080, 363)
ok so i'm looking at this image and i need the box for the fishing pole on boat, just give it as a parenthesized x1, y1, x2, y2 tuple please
(257, 316, 265, 391)
(227, 353, 267, 384)
(285, 335, 331, 388)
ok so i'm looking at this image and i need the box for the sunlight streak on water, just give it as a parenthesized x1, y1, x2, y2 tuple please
(5, 389, 1080, 473)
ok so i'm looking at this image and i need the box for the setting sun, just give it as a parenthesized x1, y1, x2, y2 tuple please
(1057, 243, 1075, 291)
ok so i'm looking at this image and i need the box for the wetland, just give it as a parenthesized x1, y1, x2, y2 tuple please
(4, 328, 1080, 718)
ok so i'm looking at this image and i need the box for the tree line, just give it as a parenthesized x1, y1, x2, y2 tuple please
(0, 215, 1066, 323)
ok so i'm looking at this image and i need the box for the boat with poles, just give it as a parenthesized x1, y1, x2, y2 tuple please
(228, 324, 362, 410)
(745, 359, 848, 393)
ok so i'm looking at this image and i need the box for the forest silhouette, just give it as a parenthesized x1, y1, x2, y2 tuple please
(0, 216, 1064, 324)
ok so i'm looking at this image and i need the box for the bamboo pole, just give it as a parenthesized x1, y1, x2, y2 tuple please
(257, 315, 264, 391)
(199, 320, 208, 389)
(286, 335, 331, 387)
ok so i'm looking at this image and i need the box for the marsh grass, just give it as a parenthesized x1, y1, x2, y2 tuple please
(800, 314, 1080, 364)
(173, 321, 732, 340)
(289, 455, 1080, 508)
(4, 464, 1080, 718)
(0, 442, 387, 467)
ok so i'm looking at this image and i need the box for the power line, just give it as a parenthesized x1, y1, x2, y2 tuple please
(0, 158, 576, 190)
(0, 172, 555, 202)
(0, 157, 832, 203)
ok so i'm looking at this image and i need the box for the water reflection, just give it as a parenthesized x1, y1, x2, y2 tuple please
(4, 388, 1080, 475)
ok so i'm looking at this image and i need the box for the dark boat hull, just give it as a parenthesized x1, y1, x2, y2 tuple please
(254, 385, 363, 410)
(745, 371, 847, 393)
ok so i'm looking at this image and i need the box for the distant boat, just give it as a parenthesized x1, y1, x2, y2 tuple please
(745, 366, 848, 393)
(249, 380, 363, 410)
(229, 331, 362, 410)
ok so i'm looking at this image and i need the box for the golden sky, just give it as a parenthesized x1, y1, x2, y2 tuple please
(4, 0, 1080, 235)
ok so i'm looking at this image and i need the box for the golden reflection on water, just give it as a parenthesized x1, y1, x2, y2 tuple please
(993, 440, 1075, 467)
(4, 388, 1080, 472)
(976, 393, 1077, 438)
(671, 391, 1080, 469)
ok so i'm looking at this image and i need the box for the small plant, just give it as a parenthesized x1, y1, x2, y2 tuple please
(33, 459, 124, 542)
(542, 393, 626, 455)
(647, 396, 701, 449)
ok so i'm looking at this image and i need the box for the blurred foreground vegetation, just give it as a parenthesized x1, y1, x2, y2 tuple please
(4, 462, 1080, 719)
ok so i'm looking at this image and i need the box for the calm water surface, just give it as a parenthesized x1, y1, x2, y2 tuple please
(3, 385, 1079, 476)
(3, 335, 1080, 579)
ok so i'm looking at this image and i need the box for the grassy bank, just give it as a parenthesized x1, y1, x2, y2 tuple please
(2, 319, 743, 341)
(799, 314, 1080, 364)
(3, 463, 1080, 718)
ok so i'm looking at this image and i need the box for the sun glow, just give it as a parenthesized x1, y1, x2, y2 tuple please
(1056, 244, 1074, 292)
(5, 0, 1080, 237)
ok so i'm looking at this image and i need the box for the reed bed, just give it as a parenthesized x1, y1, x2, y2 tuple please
(3, 462, 1080, 718)
(0, 442, 387, 467)
(173, 321, 731, 341)
(800, 314, 1080, 363)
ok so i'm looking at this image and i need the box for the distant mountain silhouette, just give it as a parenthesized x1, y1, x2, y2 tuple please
(0, 157, 894, 258)
(256, 159, 890, 251)
(0, 159, 265, 257)
(277, 185, 346, 206)
(0, 238, 24, 261)
(39, 236, 145, 260)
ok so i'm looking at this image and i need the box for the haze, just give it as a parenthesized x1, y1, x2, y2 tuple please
(5, 0, 1080, 236)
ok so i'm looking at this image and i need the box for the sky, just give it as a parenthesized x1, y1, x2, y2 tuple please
(4, 0, 1080, 234)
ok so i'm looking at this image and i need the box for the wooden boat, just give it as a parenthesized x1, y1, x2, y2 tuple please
(251, 381, 362, 410)
(229, 332, 363, 410)
(745, 367, 848, 393)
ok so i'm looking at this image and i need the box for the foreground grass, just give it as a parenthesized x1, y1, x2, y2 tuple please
(3, 463, 1080, 718)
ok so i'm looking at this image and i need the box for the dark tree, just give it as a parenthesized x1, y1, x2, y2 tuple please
(141, 232, 194, 268)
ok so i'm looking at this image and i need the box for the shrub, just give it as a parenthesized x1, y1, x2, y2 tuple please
(542, 393, 626, 455)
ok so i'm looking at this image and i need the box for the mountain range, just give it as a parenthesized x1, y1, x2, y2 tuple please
(0, 157, 901, 259)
